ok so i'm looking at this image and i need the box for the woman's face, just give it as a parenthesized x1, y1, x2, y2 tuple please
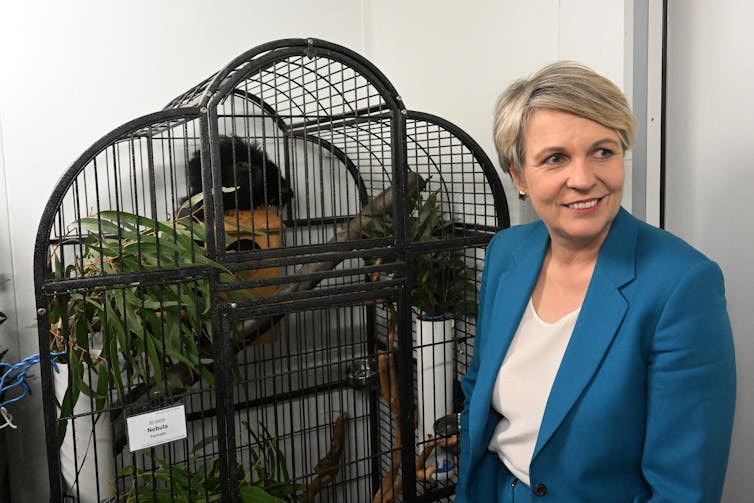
(511, 108, 624, 251)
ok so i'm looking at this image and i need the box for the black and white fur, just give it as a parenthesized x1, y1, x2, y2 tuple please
(184, 135, 293, 214)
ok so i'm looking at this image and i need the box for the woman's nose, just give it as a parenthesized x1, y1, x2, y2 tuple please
(566, 158, 596, 189)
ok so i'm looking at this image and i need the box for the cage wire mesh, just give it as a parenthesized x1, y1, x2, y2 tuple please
(34, 38, 508, 502)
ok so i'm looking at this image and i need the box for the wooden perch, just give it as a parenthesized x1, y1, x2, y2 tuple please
(304, 412, 350, 503)
(413, 433, 459, 482)
(110, 172, 424, 455)
(236, 170, 425, 346)
(372, 304, 458, 503)
(378, 304, 400, 417)
(372, 435, 458, 503)
(373, 305, 402, 503)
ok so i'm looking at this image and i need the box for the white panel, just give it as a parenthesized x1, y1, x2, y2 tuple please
(644, 0, 663, 226)
(559, 0, 626, 87)
(0, 114, 17, 359)
(627, 0, 664, 225)
(665, 1, 754, 500)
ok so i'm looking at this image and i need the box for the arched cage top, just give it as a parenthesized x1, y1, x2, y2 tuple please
(165, 38, 404, 120)
(34, 38, 507, 288)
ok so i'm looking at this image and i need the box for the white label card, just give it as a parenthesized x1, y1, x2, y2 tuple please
(126, 404, 188, 452)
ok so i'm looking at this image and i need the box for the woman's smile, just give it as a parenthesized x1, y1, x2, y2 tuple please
(565, 197, 601, 210)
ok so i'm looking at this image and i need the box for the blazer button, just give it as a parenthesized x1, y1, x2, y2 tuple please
(532, 483, 548, 496)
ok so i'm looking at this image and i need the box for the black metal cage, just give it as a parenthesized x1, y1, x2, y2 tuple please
(33, 38, 509, 502)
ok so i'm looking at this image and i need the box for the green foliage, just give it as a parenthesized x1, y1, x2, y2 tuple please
(48, 210, 248, 446)
(406, 191, 477, 317)
(48, 206, 302, 501)
(120, 423, 303, 502)
(367, 189, 477, 317)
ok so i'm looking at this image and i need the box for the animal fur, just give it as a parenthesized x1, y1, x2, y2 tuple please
(184, 135, 292, 214)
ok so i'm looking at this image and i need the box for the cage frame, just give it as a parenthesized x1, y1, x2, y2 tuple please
(34, 38, 509, 503)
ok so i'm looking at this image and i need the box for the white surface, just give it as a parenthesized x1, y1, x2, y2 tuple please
(643, 0, 663, 226)
(54, 363, 116, 503)
(415, 317, 455, 478)
(488, 299, 579, 486)
(665, 1, 754, 500)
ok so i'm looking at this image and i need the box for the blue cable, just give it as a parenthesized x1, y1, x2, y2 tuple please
(0, 351, 67, 408)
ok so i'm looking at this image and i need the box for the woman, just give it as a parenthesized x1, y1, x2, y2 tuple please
(456, 62, 736, 502)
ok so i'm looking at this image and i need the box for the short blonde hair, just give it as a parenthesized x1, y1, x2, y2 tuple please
(493, 61, 635, 175)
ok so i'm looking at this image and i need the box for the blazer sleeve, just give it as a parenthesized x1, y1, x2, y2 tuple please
(641, 259, 736, 502)
(455, 233, 500, 502)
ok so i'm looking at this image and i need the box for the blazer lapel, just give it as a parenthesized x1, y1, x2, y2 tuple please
(532, 209, 638, 460)
(470, 223, 549, 450)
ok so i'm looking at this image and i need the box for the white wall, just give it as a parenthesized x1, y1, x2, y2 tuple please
(0, 1, 629, 501)
(665, 1, 754, 500)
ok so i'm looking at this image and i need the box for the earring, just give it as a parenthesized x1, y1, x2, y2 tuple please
(518, 191, 527, 201)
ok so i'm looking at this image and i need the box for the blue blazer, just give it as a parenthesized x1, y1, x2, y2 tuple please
(457, 208, 736, 502)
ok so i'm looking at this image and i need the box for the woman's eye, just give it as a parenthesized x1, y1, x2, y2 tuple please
(593, 148, 614, 159)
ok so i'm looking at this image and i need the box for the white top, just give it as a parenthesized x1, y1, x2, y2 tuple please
(487, 298, 580, 486)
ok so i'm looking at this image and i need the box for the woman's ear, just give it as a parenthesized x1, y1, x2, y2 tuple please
(509, 164, 526, 193)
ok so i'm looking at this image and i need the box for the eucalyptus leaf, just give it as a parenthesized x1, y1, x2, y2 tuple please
(77, 217, 132, 239)
(144, 334, 163, 384)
